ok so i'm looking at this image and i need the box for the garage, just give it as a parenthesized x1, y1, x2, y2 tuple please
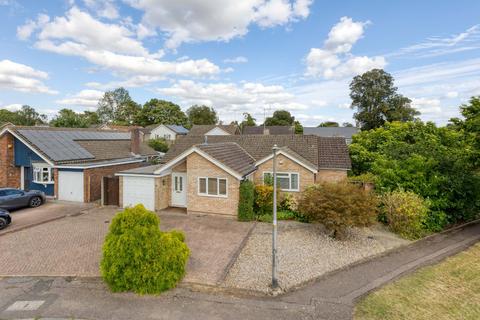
(122, 176, 155, 210)
(58, 170, 84, 202)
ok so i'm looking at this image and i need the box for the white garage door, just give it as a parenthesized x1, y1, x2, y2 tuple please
(58, 170, 84, 202)
(122, 176, 155, 211)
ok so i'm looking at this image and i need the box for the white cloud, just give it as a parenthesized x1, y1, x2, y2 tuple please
(0, 59, 57, 94)
(83, 0, 119, 19)
(446, 91, 459, 98)
(223, 56, 248, 64)
(17, 7, 222, 82)
(411, 97, 442, 114)
(126, 0, 313, 49)
(305, 17, 386, 79)
(156, 80, 308, 122)
(393, 24, 480, 58)
(0, 103, 22, 111)
(56, 89, 104, 108)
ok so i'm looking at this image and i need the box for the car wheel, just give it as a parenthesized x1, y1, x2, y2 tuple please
(29, 196, 42, 208)
(0, 217, 6, 230)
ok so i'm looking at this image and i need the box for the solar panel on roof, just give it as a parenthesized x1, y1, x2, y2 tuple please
(17, 129, 131, 162)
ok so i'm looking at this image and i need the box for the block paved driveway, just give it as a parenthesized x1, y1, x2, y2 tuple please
(0, 207, 254, 286)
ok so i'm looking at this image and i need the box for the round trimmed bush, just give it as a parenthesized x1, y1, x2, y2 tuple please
(100, 205, 190, 294)
(382, 190, 430, 240)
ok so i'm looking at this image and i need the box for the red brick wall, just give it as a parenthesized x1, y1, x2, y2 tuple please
(83, 162, 145, 202)
(0, 133, 20, 188)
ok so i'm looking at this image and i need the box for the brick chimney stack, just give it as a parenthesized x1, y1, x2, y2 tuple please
(130, 128, 140, 155)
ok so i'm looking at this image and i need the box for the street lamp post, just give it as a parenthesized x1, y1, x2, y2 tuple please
(272, 144, 279, 289)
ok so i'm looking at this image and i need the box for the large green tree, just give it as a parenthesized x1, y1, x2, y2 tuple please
(1, 105, 47, 126)
(96, 87, 140, 125)
(264, 110, 303, 133)
(349, 121, 480, 229)
(350, 69, 419, 130)
(240, 112, 256, 129)
(137, 99, 188, 127)
(186, 105, 218, 125)
(50, 109, 89, 128)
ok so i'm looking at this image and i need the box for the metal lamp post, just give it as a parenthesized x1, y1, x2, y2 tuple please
(272, 144, 279, 289)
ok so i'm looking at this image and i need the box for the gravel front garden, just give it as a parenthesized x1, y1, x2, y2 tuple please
(223, 221, 410, 293)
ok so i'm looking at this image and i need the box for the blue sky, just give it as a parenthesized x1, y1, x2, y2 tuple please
(1, 0, 479, 126)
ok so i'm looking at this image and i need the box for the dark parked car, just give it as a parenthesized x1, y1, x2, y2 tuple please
(0, 188, 46, 210)
(0, 209, 11, 230)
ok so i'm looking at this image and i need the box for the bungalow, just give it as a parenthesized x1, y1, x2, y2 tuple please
(116, 135, 351, 216)
(242, 126, 294, 135)
(0, 125, 156, 202)
(145, 124, 189, 141)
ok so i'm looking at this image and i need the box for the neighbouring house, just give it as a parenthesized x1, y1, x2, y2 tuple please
(242, 126, 294, 135)
(0, 125, 157, 203)
(144, 124, 189, 141)
(116, 135, 351, 216)
(93, 124, 150, 142)
(303, 127, 360, 144)
(187, 124, 241, 136)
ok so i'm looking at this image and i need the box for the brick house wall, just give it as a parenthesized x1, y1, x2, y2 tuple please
(253, 154, 315, 195)
(186, 152, 240, 216)
(155, 175, 171, 211)
(0, 132, 20, 188)
(83, 162, 146, 203)
(317, 169, 347, 182)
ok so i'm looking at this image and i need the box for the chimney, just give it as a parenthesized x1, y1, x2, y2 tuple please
(130, 128, 140, 155)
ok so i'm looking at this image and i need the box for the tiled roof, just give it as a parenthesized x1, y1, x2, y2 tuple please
(303, 127, 360, 139)
(162, 135, 351, 170)
(188, 124, 240, 135)
(196, 142, 256, 176)
(5, 126, 156, 165)
(242, 126, 294, 135)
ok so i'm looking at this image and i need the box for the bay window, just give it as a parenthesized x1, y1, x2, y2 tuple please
(263, 172, 299, 191)
(198, 177, 227, 197)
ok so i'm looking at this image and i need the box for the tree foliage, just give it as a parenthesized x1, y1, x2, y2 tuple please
(137, 99, 188, 127)
(238, 180, 255, 221)
(50, 108, 100, 128)
(187, 105, 218, 125)
(100, 205, 189, 294)
(350, 69, 419, 130)
(298, 182, 378, 239)
(264, 110, 295, 126)
(349, 121, 480, 228)
(240, 112, 256, 129)
(97, 87, 141, 125)
(0, 105, 47, 126)
(318, 121, 339, 127)
(148, 138, 169, 153)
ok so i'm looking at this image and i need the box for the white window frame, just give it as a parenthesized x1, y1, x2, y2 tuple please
(33, 164, 54, 184)
(197, 177, 228, 198)
(263, 171, 300, 192)
(164, 133, 172, 140)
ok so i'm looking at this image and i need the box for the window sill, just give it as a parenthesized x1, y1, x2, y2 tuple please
(198, 193, 228, 198)
(279, 189, 299, 192)
(32, 181, 54, 185)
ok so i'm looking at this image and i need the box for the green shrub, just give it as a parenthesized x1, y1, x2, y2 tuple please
(255, 210, 297, 223)
(254, 184, 274, 216)
(382, 190, 430, 240)
(298, 182, 378, 239)
(279, 193, 297, 211)
(100, 205, 190, 294)
(148, 138, 169, 153)
(238, 180, 255, 221)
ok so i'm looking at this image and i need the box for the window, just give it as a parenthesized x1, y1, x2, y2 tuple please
(33, 165, 54, 184)
(164, 134, 172, 140)
(198, 177, 227, 197)
(263, 172, 299, 191)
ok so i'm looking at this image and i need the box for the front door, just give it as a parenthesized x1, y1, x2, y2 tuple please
(171, 173, 187, 207)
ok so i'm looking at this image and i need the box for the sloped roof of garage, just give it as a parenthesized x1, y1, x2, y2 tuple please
(1, 125, 156, 165)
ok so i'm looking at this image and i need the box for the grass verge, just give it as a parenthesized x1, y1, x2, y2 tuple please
(355, 243, 480, 320)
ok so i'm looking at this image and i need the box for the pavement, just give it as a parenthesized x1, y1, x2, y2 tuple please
(0, 221, 478, 320)
(0, 200, 93, 235)
(0, 206, 254, 285)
